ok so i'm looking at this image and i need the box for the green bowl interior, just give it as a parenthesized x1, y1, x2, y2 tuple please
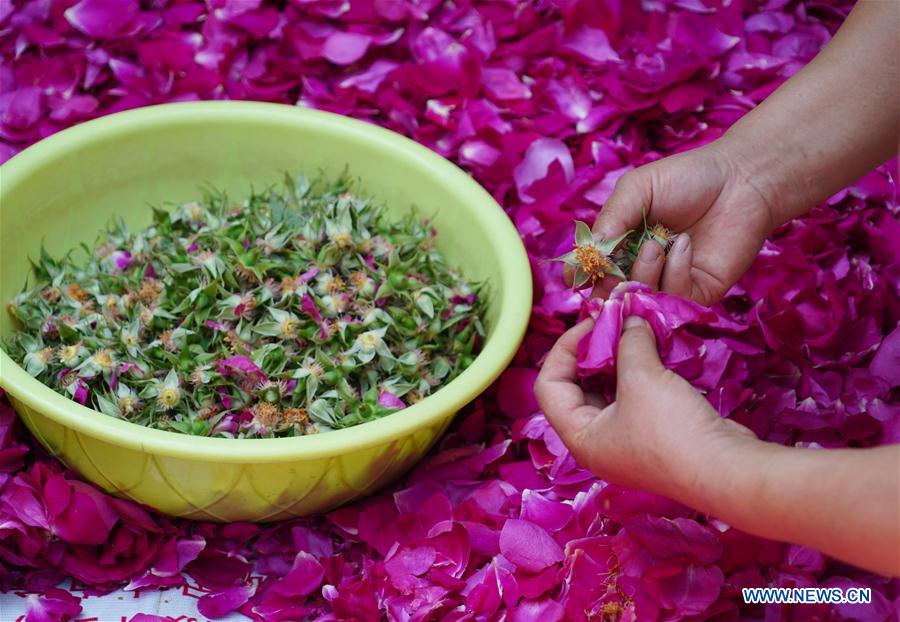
(0, 102, 531, 461)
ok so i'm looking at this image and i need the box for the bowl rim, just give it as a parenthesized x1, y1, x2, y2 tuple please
(0, 101, 532, 463)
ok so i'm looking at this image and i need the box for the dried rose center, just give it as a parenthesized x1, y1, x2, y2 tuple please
(350, 271, 369, 289)
(118, 396, 137, 415)
(280, 277, 300, 296)
(253, 402, 281, 427)
(280, 317, 299, 339)
(650, 223, 673, 241)
(59, 345, 80, 364)
(283, 408, 308, 426)
(158, 387, 181, 409)
(327, 275, 346, 294)
(358, 331, 382, 349)
(331, 232, 353, 248)
(65, 284, 90, 302)
(92, 350, 114, 369)
(187, 202, 203, 221)
(37, 347, 53, 363)
(574, 245, 612, 278)
(159, 330, 176, 351)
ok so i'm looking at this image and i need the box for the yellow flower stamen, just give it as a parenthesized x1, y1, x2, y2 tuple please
(331, 232, 353, 249)
(159, 329, 177, 352)
(574, 245, 613, 280)
(139, 279, 162, 303)
(350, 271, 369, 290)
(303, 360, 325, 379)
(280, 276, 301, 297)
(65, 283, 90, 302)
(283, 408, 309, 426)
(327, 275, 345, 294)
(92, 349, 114, 369)
(158, 386, 181, 410)
(41, 287, 61, 303)
(649, 223, 674, 242)
(280, 317, 299, 339)
(358, 331, 382, 349)
(118, 396, 137, 416)
(252, 402, 282, 428)
(58, 344, 81, 365)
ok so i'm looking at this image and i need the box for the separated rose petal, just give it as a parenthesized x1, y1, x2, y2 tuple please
(509, 598, 565, 622)
(24, 588, 82, 622)
(377, 391, 405, 410)
(513, 138, 575, 204)
(499, 519, 564, 573)
(45, 477, 118, 545)
(197, 583, 256, 620)
(64, 0, 139, 38)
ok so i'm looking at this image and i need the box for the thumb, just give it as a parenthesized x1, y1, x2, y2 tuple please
(616, 316, 664, 381)
(593, 169, 649, 241)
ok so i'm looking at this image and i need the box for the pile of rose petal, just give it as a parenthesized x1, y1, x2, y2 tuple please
(2, 0, 899, 620)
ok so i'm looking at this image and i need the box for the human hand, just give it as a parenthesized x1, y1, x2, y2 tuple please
(588, 141, 787, 306)
(534, 315, 755, 501)
(536, 316, 900, 577)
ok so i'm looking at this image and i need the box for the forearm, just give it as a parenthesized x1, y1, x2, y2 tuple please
(686, 436, 900, 576)
(717, 0, 900, 225)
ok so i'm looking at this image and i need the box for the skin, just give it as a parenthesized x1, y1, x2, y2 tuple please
(537, 0, 900, 577)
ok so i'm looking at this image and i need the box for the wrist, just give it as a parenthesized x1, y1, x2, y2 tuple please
(674, 423, 773, 517)
(712, 124, 815, 229)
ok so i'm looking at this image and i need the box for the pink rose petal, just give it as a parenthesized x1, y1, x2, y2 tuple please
(64, 0, 139, 38)
(499, 519, 564, 573)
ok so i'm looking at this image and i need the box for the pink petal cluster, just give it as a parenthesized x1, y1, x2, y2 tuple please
(2, 0, 899, 620)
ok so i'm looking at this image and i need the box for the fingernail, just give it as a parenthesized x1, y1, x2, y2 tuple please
(674, 232, 691, 253)
(639, 241, 661, 262)
(624, 316, 646, 330)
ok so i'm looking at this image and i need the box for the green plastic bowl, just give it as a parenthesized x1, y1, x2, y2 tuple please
(0, 102, 531, 522)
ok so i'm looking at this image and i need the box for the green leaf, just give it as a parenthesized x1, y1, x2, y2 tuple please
(607, 262, 627, 280)
(572, 267, 590, 288)
(574, 220, 594, 246)
(96, 394, 121, 418)
(416, 294, 434, 318)
(546, 250, 577, 265)
(597, 230, 632, 255)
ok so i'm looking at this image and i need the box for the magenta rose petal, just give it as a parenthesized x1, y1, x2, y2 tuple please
(377, 391, 405, 410)
(323, 32, 373, 66)
(513, 138, 575, 204)
(45, 478, 118, 545)
(23, 588, 82, 622)
(64, 0, 139, 39)
(271, 550, 325, 597)
(499, 519, 564, 573)
(197, 583, 256, 619)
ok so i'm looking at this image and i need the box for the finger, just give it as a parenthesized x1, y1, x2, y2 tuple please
(616, 316, 664, 383)
(538, 319, 594, 386)
(660, 232, 693, 298)
(592, 170, 649, 241)
(535, 319, 595, 415)
(629, 240, 664, 289)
